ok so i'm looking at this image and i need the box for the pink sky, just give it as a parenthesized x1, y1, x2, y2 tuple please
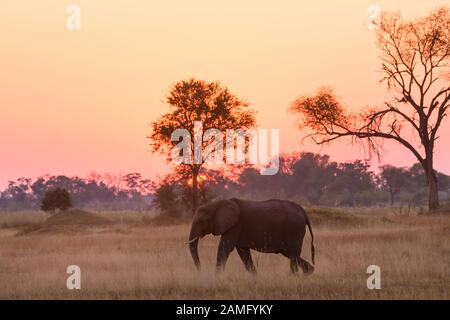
(0, 0, 449, 189)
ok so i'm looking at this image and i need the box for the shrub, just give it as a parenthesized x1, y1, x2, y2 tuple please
(154, 183, 182, 217)
(40, 188, 73, 213)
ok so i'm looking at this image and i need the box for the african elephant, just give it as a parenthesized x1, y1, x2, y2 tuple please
(186, 198, 315, 274)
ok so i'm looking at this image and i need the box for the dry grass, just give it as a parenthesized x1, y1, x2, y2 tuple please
(0, 210, 448, 300)
(0, 211, 48, 229)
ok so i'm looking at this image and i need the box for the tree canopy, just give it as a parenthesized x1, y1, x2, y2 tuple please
(40, 188, 73, 213)
(149, 79, 256, 211)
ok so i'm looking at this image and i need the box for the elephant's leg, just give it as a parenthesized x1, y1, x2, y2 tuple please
(298, 257, 314, 275)
(282, 251, 300, 274)
(236, 247, 256, 273)
(286, 238, 301, 274)
(216, 237, 235, 272)
(216, 226, 241, 272)
(289, 256, 299, 274)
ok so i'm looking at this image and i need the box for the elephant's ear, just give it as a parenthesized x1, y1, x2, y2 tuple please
(213, 200, 240, 235)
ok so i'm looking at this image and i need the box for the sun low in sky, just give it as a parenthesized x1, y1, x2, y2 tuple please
(0, 0, 449, 187)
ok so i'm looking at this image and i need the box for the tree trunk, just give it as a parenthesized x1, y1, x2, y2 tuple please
(423, 157, 440, 212)
(192, 166, 200, 213)
(427, 170, 440, 211)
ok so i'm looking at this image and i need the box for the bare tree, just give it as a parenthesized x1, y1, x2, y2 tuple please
(290, 8, 450, 211)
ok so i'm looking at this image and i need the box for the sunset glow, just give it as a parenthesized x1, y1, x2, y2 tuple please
(0, 1, 449, 302)
(1, 0, 449, 188)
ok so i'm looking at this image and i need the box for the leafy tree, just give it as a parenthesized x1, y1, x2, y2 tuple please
(122, 173, 155, 197)
(291, 153, 338, 204)
(30, 177, 47, 202)
(154, 166, 219, 217)
(40, 188, 73, 213)
(238, 167, 263, 192)
(0, 178, 32, 210)
(290, 8, 450, 211)
(154, 182, 181, 217)
(4, 178, 32, 203)
(379, 165, 411, 205)
(329, 161, 375, 206)
(149, 78, 256, 212)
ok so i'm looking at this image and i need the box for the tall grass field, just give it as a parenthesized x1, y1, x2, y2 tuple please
(0, 208, 448, 299)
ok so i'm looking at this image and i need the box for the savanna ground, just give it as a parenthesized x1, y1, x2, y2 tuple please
(0, 206, 449, 300)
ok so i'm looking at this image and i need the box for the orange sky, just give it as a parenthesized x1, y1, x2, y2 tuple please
(0, 0, 449, 188)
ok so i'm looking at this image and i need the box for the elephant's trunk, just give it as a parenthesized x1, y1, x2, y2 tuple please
(188, 225, 201, 270)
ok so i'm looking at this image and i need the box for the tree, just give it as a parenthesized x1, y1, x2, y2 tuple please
(31, 177, 47, 203)
(437, 172, 450, 191)
(153, 166, 219, 217)
(40, 188, 73, 213)
(379, 165, 410, 205)
(0, 178, 33, 210)
(149, 79, 256, 212)
(329, 161, 375, 206)
(123, 172, 149, 197)
(290, 8, 450, 211)
(154, 181, 181, 217)
(290, 153, 338, 204)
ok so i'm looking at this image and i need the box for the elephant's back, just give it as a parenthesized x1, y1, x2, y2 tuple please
(232, 198, 306, 221)
(233, 199, 307, 233)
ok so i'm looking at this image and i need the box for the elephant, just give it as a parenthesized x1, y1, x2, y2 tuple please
(186, 198, 315, 274)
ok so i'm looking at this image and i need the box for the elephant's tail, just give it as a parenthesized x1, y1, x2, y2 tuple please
(305, 214, 315, 265)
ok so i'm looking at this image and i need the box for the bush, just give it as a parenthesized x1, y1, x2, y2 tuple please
(154, 183, 182, 217)
(40, 188, 73, 213)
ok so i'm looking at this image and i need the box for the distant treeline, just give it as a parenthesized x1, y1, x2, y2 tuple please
(1, 152, 449, 213)
(0, 172, 154, 211)
(155, 153, 450, 217)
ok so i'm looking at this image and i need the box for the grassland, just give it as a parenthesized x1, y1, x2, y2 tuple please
(0, 208, 448, 299)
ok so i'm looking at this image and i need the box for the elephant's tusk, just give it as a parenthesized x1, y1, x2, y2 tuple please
(184, 237, 198, 244)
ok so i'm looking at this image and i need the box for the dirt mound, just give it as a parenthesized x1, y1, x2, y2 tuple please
(45, 209, 111, 226)
(17, 210, 112, 235)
